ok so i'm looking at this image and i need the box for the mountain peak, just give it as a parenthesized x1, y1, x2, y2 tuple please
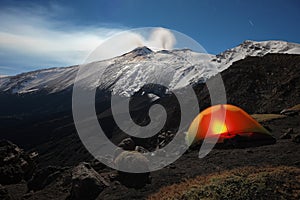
(130, 46, 153, 56)
(1, 40, 300, 95)
(214, 40, 300, 71)
(239, 40, 297, 49)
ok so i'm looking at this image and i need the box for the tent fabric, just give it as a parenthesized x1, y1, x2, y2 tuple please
(186, 104, 274, 145)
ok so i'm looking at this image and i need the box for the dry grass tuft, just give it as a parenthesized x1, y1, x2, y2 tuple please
(289, 104, 300, 111)
(251, 114, 286, 122)
(147, 166, 300, 200)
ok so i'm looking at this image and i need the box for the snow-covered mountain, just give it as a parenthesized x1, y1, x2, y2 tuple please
(213, 40, 300, 71)
(0, 48, 216, 96)
(0, 40, 299, 96)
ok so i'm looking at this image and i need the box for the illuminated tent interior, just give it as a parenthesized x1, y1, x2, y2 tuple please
(186, 104, 276, 146)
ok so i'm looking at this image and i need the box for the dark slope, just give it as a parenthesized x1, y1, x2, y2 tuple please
(195, 53, 300, 113)
(0, 53, 299, 167)
(2, 114, 300, 200)
(0, 53, 300, 199)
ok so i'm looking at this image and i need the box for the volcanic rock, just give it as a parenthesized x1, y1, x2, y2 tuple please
(0, 185, 12, 200)
(0, 140, 37, 185)
(280, 109, 299, 116)
(114, 151, 150, 188)
(292, 134, 300, 144)
(118, 138, 135, 151)
(68, 162, 109, 200)
(280, 132, 292, 139)
(27, 166, 68, 191)
(286, 128, 295, 134)
(135, 146, 149, 153)
(90, 159, 107, 172)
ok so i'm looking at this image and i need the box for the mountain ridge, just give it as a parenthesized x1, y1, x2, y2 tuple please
(1, 40, 299, 96)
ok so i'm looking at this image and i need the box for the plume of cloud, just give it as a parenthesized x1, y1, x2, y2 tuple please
(0, 3, 177, 75)
(0, 4, 125, 74)
(87, 28, 177, 62)
(147, 28, 176, 50)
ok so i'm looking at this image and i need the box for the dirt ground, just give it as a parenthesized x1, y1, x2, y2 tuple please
(95, 114, 300, 200)
(1, 53, 299, 199)
(3, 112, 300, 200)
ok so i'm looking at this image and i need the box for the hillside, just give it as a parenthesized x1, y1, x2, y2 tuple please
(195, 53, 300, 113)
(0, 43, 300, 200)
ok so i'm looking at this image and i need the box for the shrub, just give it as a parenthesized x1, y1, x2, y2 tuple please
(148, 166, 300, 200)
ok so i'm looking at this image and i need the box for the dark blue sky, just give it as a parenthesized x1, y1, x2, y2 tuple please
(0, 0, 299, 75)
(79, 0, 299, 53)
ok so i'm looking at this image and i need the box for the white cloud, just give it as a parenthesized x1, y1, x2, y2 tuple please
(86, 27, 177, 62)
(0, 4, 126, 74)
(0, 4, 178, 75)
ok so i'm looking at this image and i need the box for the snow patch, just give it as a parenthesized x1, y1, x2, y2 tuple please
(1, 40, 299, 96)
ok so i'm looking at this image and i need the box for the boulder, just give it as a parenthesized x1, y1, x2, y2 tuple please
(0, 140, 37, 184)
(280, 132, 292, 139)
(280, 109, 299, 116)
(292, 134, 300, 144)
(286, 128, 294, 134)
(118, 138, 135, 151)
(90, 159, 106, 172)
(27, 166, 68, 191)
(113, 147, 124, 160)
(157, 131, 175, 148)
(0, 185, 12, 200)
(114, 151, 150, 188)
(69, 162, 109, 200)
(135, 146, 149, 153)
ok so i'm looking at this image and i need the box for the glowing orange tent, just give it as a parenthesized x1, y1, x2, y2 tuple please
(186, 104, 276, 146)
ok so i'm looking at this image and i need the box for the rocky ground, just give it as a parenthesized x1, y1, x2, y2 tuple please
(0, 54, 300, 199)
(0, 111, 299, 200)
